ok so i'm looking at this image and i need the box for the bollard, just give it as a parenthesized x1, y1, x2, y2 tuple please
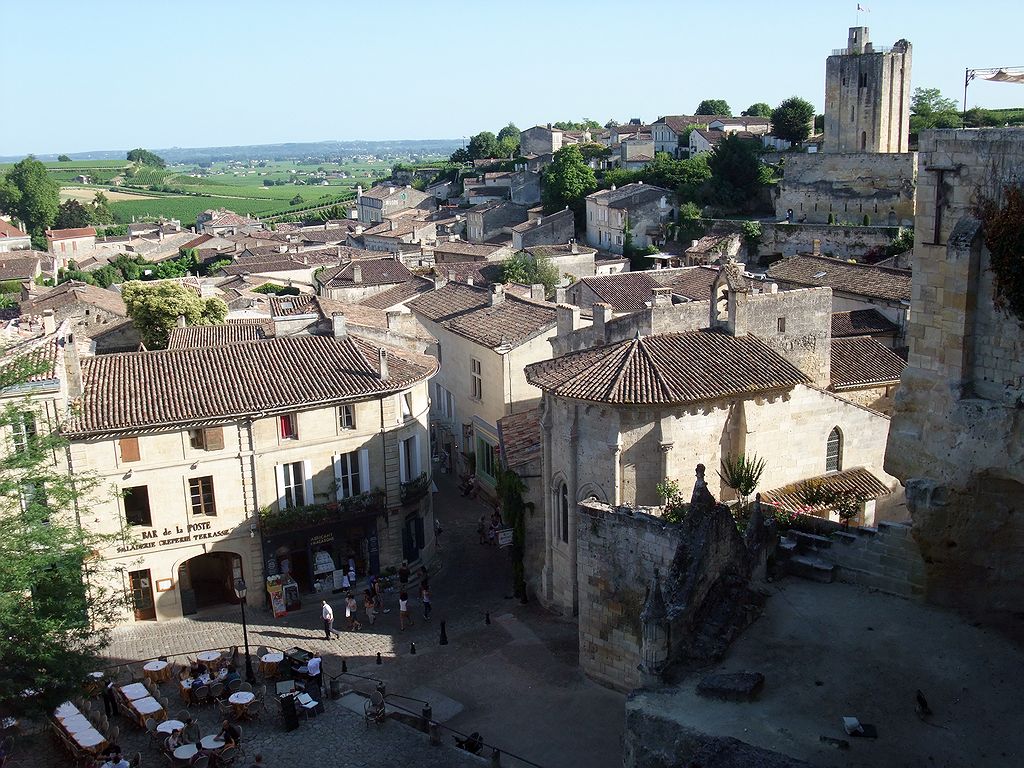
(341, 659, 348, 674)
(491, 747, 501, 766)
(439, 621, 449, 645)
(410, 642, 416, 655)
(376, 682, 386, 698)
(421, 704, 432, 730)
(485, 611, 491, 625)
(376, 652, 382, 665)
(429, 722, 441, 746)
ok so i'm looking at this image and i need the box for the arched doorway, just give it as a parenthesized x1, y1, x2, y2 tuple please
(178, 552, 242, 616)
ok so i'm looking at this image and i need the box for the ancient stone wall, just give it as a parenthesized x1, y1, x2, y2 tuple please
(761, 221, 900, 259)
(886, 129, 1024, 634)
(775, 152, 917, 226)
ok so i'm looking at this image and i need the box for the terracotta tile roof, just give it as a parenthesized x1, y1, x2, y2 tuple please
(433, 241, 505, 259)
(66, 335, 437, 436)
(295, 227, 358, 244)
(761, 467, 892, 513)
(0, 220, 29, 239)
(574, 272, 661, 312)
(179, 233, 214, 250)
(497, 408, 541, 470)
(829, 335, 906, 389)
(656, 115, 717, 134)
(464, 186, 508, 199)
(652, 266, 718, 302)
(319, 258, 413, 287)
(166, 322, 269, 349)
(22, 281, 127, 317)
(522, 243, 597, 259)
(359, 277, 434, 310)
(586, 182, 671, 209)
(219, 257, 310, 276)
(46, 227, 96, 240)
(510, 208, 574, 233)
(831, 309, 898, 338)
(267, 294, 389, 329)
(0, 255, 40, 281)
(766, 255, 911, 303)
(0, 331, 61, 389)
(433, 262, 504, 287)
(408, 282, 557, 349)
(205, 211, 255, 229)
(525, 329, 809, 405)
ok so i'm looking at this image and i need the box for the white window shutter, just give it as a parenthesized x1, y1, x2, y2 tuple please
(332, 453, 343, 501)
(302, 459, 314, 506)
(413, 434, 421, 477)
(358, 448, 370, 494)
(274, 464, 286, 510)
(399, 438, 407, 483)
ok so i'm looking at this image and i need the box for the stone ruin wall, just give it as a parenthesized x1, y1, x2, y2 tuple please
(886, 129, 1024, 634)
(761, 221, 901, 259)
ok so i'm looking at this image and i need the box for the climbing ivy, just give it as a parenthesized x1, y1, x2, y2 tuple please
(977, 186, 1024, 322)
(496, 467, 533, 602)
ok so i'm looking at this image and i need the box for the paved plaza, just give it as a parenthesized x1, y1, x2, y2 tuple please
(20, 471, 624, 767)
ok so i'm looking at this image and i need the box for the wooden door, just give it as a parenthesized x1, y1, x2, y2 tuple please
(129, 569, 156, 621)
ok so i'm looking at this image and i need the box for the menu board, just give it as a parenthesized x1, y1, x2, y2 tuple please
(266, 576, 287, 618)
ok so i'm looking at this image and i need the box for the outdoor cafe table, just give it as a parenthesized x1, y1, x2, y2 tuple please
(72, 728, 107, 752)
(259, 652, 283, 677)
(119, 682, 150, 701)
(196, 651, 223, 668)
(157, 719, 185, 735)
(200, 734, 225, 750)
(228, 691, 254, 717)
(129, 695, 165, 726)
(143, 660, 171, 683)
(59, 714, 93, 734)
(173, 744, 198, 761)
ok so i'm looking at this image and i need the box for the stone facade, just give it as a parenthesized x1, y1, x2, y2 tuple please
(774, 152, 917, 226)
(585, 183, 673, 254)
(466, 201, 528, 243)
(511, 208, 575, 250)
(886, 128, 1024, 634)
(761, 221, 902, 259)
(520, 126, 564, 157)
(824, 27, 912, 154)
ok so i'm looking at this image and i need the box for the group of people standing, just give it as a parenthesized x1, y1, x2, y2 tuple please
(320, 560, 434, 639)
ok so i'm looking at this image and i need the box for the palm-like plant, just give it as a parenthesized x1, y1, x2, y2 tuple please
(718, 453, 767, 508)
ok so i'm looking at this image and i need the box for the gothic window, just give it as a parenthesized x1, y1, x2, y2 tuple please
(559, 483, 569, 543)
(861, 131, 867, 151)
(826, 427, 843, 473)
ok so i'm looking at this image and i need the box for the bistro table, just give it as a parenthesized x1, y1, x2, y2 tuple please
(59, 714, 94, 734)
(143, 660, 171, 683)
(173, 744, 198, 762)
(259, 651, 284, 678)
(200, 734, 225, 750)
(119, 682, 150, 701)
(129, 695, 165, 726)
(227, 691, 255, 717)
(157, 719, 185, 735)
(196, 651, 223, 668)
(73, 729, 107, 751)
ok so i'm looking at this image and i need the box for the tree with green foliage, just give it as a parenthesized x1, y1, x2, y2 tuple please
(91, 191, 114, 225)
(641, 153, 712, 201)
(705, 133, 764, 209)
(0, 354, 123, 718)
(289, 194, 304, 206)
(54, 199, 93, 230)
(771, 96, 816, 144)
(500, 252, 560, 297)
(696, 99, 731, 116)
(467, 131, 500, 160)
(718, 453, 767, 507)
(0, 157, 60, 247)
(496, 123, 521, 157)
(910, 88, 963, 134)
(579, 143, 612, 162)
(122, 281, 228, 349)
(496, 467, 532, 601)
(57, 154, 72, 162)
(126, 148, 166, 167)
(541, 145, 597, 225)
(742, 103, 773, 118)
(552, 119, 602, 131)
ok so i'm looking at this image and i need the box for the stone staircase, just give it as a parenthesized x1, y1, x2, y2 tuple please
(778, 531, 836, 583)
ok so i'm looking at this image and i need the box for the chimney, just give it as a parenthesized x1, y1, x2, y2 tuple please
(555, 287, 567, 304)
(42, 309, 56, 335)
(378, 348, 389, 380)
(332, 313, 348, 338)
(356, 185, 363, 199)
(352, 264, 363, 283)
(592, 303, 613, 343)
(387, 186, 395, 195)
(447, 269, 456, 282)
(386, 310, 402, 330)
(570, 238, 578, 254)
(812, 239, 821, 256)
(466, 276, 474, 287)
(610, 184, 617, 192)
(529, 283, 545, 301)
(175, 314, 187, 328)
(64, 332, 83, 399)
(651, 286, 673, 307)
(691, 239, 700, 249)
(556, 303, 581, 336)
(490, 284, 505, 306)
(433, 272, 447, 290)
(349, 207, 358, 219)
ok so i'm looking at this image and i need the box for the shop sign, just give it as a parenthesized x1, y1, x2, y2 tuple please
(115, 520, 233, 554)
(498, 528, 514, 548)
(309, 533, 334, 547)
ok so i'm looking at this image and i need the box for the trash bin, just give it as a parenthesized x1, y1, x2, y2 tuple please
(329, 678, 343, 700)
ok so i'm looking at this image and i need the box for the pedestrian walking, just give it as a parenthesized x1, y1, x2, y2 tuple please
(322, 600, 341, 639)
(345, 593, 362, 631)
(421, 584, 432, 621)
(373, 575, 390, 614)
(398, 560, 410, 590)
(363, 589, 376, 625)
(102, 680, 117, 716)
(399, 591, 414, 630)
(434, 517, 443, 549)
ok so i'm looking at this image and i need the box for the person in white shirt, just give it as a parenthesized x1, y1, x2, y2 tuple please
(322, 600, 340, 639)
(102, 754, 130, 768)
(307, 653, 322, 688)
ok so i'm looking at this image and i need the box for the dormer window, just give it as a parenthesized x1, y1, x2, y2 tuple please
(280, 413, 298, 440)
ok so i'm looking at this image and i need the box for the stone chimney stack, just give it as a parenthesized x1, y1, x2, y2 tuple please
(592, 303, 613, 344)
(176, 314, 187, 328)
(352, 264, 363, 283)
(466, 276, 474, 287)
(556, 303, 581, 336)
(570, 238, 578, 255)
(332, 313, 348, 338)
(651, 286, 673, 308)
(64, 332, 83, 399)
(42, 309, 55, 335)
(447, 269, 456, 282)
(812, 239, 821, 256)
(378, 348, 389, 381)
(490, 284, 505, 306)
(555, 287, 567, 304)
(356, 185, 363, 199)
(433, 272, 447, 290)
(529, 283, 545, 301)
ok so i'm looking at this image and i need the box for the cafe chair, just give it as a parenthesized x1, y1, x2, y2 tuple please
(217, 746, 239, 766)
(191, 756, 209, 768)
(364, 690, 386, 728)
(208, 682, 224, 702)
(238, 682, 252, 694)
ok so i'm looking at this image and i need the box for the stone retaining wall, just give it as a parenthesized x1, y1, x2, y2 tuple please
(821, 521, 925, 598)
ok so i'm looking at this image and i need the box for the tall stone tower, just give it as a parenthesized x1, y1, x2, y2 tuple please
(823, 27, 912, 153)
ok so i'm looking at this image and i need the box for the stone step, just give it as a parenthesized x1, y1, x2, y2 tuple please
(790, 530, 833, 553)
(786, 555, 835, 583)
(778, 538, 798, 556)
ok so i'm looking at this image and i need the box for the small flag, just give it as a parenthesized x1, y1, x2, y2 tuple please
(857, 3, 871, 11)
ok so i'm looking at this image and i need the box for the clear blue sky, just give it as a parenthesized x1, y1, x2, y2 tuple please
(1, 0, 1022, 156)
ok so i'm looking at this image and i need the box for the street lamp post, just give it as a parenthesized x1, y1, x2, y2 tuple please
(233, 577, 256, 683)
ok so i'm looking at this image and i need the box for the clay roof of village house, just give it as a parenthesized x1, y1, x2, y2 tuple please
(219, 257, 310, 276)
(511, 208, 573, 233)
(0, 331, 62, 388)
(267, 294, 390, 329)
(45, 227, 96, 240)
(358, 277, 434, 310)
(318, 258, 413, 287)
(0, 220, 29, 239)
(574, 272, 661, 312)
(829, 335, 906, 389)
(206, 211, 256, 228)
(522, 243, 598, 259)
(408, 282, 557, 349)
(761, 467, 892, 513)
(431, 262, 504, 288)
(766, 255, 911, 303)
(166, 322, 270, 349)
(586, 182, 671, 208)
(22, 281, 127, 317)
(524, 329, 809, 405)
(66, 335, 437, 436)
(0, 255, 40, 281)
(651, 266, 720, 302)
(433, 241, 505, 259)
(497, 408, 542, 470)
(830, 309, 898, 338)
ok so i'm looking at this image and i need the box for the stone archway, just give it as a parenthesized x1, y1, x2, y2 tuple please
(177, 551, 242, 616)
